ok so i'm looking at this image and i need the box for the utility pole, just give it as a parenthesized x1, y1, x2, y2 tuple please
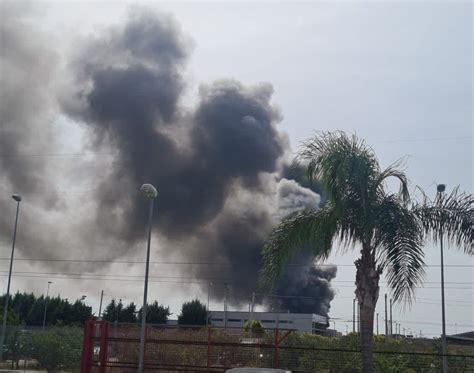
(98, 290, 104, 319)
(352, 299, 356, 333)
(390, 298, 393, 337)
(357, 301, 360, 333)
(1, 194, 21, 361)
(384, 294, 388, 336)
(440, 228, 448, 372)
(224, 283, 228, 330)
(250, 292, 255, 321)
(42, 281, 53, 330)
(138, 183, 157, 373)
(249, 292, 255, 340)
(376, 313, 379, 335)
(436, 184, 448, 373)
(276, 300, 280, 330)
(206, 282, 212, 327)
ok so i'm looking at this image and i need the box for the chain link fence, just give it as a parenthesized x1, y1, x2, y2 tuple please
(1, 323, 472, 372)
(81, 321, 474, 372)
(0, 325, 83, 372)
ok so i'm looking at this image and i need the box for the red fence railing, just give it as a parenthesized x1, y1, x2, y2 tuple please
(80, 320, 474, 372)
(80, 320, 292, 373)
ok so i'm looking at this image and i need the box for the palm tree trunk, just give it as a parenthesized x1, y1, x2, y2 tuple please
(360, 301, 375, 372)
(355, 247, 382, 373)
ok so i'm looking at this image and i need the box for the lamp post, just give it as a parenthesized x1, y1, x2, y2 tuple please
(42, 281, 53, 330)
(98, 290, 104, 319)
(437, 184, 448, 373)
(224, 282, 228, 330)
(206, 282, 212, 327)
(138, 183, 157, 373)
(0, 194, 21, 361)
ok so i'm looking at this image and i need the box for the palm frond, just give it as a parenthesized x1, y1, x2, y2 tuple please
(260, 206, 338, 289)
(375, 195, 425, 304)
(376, 159, 410, 204)
(412, 187, 473, 255)
(300, 132, 380, 206)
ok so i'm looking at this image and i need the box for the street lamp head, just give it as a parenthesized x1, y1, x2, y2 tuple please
(12, 194, 21, 202)
(48, 281, 53, 284)
(81, 295, 87, 300)
(437, 184, 446, 193)
(140, 184, 158, 199)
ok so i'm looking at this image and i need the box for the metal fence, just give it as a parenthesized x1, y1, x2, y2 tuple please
(1, 325, 83, 371)
(80, 320, 474, 372)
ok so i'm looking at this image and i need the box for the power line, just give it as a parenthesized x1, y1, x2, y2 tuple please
(0, 270, 228, 282)
(416, 297, 473, 304)
(377, 136, 472, 143)
(0, 152, 120, 158)
(1, 273, 471, 290)
(0, 257, 471, 268)
(0, 269, 471, 286)
(0, 273, 213, 284)
(0, 137, 470, 158)
(256, 293, 472, 306)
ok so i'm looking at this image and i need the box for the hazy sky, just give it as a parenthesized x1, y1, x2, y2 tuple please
(0, 0, 472, 337)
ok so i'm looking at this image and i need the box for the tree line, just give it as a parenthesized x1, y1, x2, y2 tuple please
(0, 292, 92, 326)
(0, 292, 209, 326)
(102, 298, 208, 325)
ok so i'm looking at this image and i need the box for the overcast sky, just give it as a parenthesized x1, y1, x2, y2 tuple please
(0, 0, 472, 337)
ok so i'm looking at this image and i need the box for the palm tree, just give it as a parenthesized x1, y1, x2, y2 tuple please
(260, 132, 473, 372)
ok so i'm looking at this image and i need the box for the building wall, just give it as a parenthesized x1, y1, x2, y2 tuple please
(209, 310, 328, 334)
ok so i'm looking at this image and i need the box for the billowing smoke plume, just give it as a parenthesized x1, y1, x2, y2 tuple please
(0, 4, 65, 258)
(1, 6, 337, 315)
(275, 167, 336, 315)
(275, 253, 337, 315)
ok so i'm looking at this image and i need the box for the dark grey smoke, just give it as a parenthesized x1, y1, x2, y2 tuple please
(65, 9, 337, 313)
(275, 254, 337, 315)
(273, 167, 336, 316)
(1, 6, 336, 315)
(0, 4, 63, 257)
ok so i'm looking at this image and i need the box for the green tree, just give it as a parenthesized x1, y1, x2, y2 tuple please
(261, 132, 473, 372)
(23, 327, 83, 373)
(121, 302, 138, 323)
(10, 292, 35, 321)
(102, 299, 123, 322)
(178, 299, 207, 325)
(243, 319, 265, 336)
(70, 299, 93, 324)
(2, 292, 92, 326)
(138, 301, 170, 324)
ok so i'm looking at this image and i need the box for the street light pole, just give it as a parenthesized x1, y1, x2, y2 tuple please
(98, 290, 104, 319)
(376, 313, 379, 335)
(206, 282, 212, 327)
(0, 194, 21, 361)
(224, 282, 228, 330)
(352, 298, 355, 333)
(437, 184, 448, 373)
(138, 184, 157, 373)
(42, 281, 53, 330)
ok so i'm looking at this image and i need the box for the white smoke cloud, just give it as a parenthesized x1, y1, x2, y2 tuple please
(276, 178, 321, 220)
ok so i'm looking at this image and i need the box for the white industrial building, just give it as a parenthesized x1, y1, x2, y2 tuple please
(209, 310, 329, 335)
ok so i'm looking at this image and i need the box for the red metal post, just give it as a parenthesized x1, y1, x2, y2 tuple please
(143, 324, 148, 371)
(98, 321, 109, 373)
(273, 328, 279, 368)
(206, 326, 212, 372)
(80, 321, 94, 373)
